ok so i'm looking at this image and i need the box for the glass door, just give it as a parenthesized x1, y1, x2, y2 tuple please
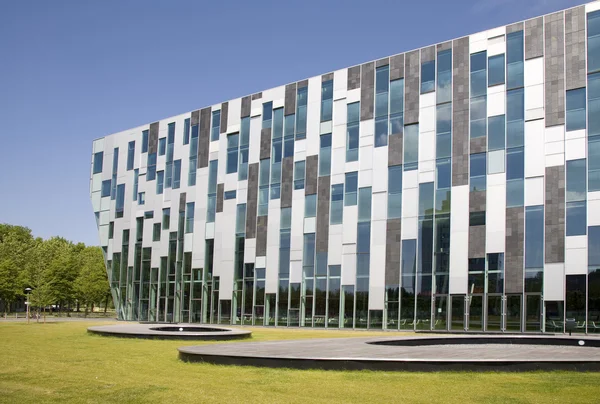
(468, 295, 483, 331)
(505, 294, 522, 332)
(451, 295, 465, 330)
(486, 295, 503, 331)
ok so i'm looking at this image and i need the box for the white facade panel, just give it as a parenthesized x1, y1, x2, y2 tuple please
(544, 263, 565, 301)
(525, 176, 545, 206)
(486, 179, 506, 253)
(525, 119, 545, 178)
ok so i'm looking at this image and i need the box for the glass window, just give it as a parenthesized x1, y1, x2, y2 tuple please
(347, 102, 360, 162)
(506, 147, 524, 180)
(147, 153, 157, 181)
(590, 137, 600, 191)
(567, 159, 586, 202)
(404, 124, 418, 170)
(388, 165, 402, 219)
(525, 205, 544, 269)
(419, 182, 434, 217)
(305, 194, 317, 218)
(162, 208, 170, 230)
(224, 190, 236, 200)
(436, 158, 451, 189)
(589, 226, 600, 266)
(375, 116, 388, 147)
(236, 204, 247, 235)
(421, 60, 435, 93)
(330, 184, 344, 225)
(294, 160, 305, 190)
(183, 117, 190, 145)
(238, 118, 250, 181)
(319, 134, 332, 176)
(488, 54, 505, 86)
(488, 115, 505, 151)
(211, 110, 221, 141)
(226, 133, 239, 174)
(272, 108, 284, 139)
(138, 192, 145, 205)
(358, 187, 372, 222)
(566, 201, 587, 236)
(506, 31, 524, 89)
(470, 96, 487, 138)
(93, 152, 103, 174)
(437, 49, 452, 103)
(345, 172, 358, 206)
(133, 169, 139, 201)
(127, 141, 135, 171)
(172, 160, 181, 189)
(470, 153, 487, 192)
(141, 130, 148, 153)
(488, 149, 505, 174)
(262, 102, 273, 129)
(506, 88, 524, 148)
(566, 88, 586, 132)
(470, 51, 487, 97)
(101, 180, 111, 197)
(158, 138, 166, 156)
(436, 103, 451, 159)
(156, 170, 164, 194)
(390, 79, 404, 115)
(296, 87, 308, 139)
(321, 80, 333, 122)
(588, 11, 600, 73)
(185, 202, 195, 233)
(115, 184, 125, 218)
(589, 73, 600, 139)
(506, 178, 524, 208)
(469, 211, 486, 226)
(153, 223, 161, 241)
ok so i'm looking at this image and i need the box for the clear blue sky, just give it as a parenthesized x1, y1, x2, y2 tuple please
(0, 0, 585, 246)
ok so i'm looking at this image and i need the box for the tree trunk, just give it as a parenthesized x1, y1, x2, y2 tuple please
(104, 294, 109, 314)
(91, 303, 94, 314)
(76, 301, 80, 312)
(43, 307, 46, 324)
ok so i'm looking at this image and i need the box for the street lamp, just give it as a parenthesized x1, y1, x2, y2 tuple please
(24, 288, 32, 324)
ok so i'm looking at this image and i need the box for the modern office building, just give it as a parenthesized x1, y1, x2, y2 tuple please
(91, 1, 600, 333)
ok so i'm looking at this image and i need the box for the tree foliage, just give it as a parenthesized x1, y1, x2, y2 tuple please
(0, 223, 109, 317)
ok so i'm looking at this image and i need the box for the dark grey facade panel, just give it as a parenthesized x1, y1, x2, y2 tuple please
(316, 175, 331, 253)
(245, 163, 259, 238)
(347, 66, 361, 90)
(216, 183, 224, 213)
(285, 83, 297, 116)
(565, 6, 586, 90)
(256, 215, 268, 257)
(544, 11, 565, 127)
(297, 79, 308, 88)
(468, 225, 486, 259)
(148, 122, 159, 154)
(198, 107, 211, 168)
(305, 155, 318, 195)
(506, 21, 524, 34)
(469, 191, 486, 213)
(376, 57, 389, 67)
(360, 62, 375, 121)
(191, 110, 200, 126)
(470, 137, 487, 155)
(251, 92, 262, 100)
(452, 37, 469, 187)
(545, 165, 565, 264)
(389, 54, 404, 80)
(525, 17, 544, 60)
(220, 102, 229, 134)
(322, 72, 334, 82)
(385, 218, 402, 286)
(260, 128, 271, 160)
(437, 41, 452, 52)
(280, 156, 294, 208)
(388, 133, 403, 166)
(241, 96, 251, 118)
(420, 45, 435, 63)
(505, 207, 524, 294)
(404, 50, 420, 125)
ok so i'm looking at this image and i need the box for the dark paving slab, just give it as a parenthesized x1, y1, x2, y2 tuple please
(178, 335, 600, 371)
(88, 323, 251, 340)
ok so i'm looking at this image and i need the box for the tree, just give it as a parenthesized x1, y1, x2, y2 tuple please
(75, 246, 109, 316)
(0, 225, 34, 316)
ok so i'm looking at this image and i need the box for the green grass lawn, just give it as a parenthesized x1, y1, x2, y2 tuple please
(0, 321, 599, 404)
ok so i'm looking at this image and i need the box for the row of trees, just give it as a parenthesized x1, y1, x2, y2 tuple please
(0, 224, 110, 319)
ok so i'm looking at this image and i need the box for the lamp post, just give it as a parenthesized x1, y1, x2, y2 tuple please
(25, 288, 32, 324)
